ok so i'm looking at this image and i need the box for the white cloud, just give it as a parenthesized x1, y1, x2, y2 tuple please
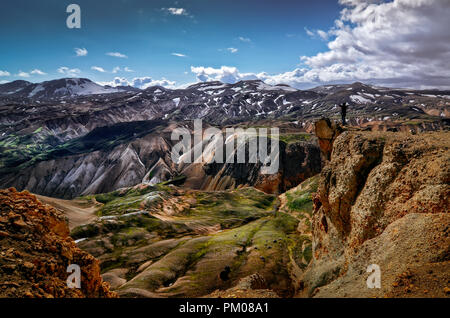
(91, 66, 106, 73)
(99, 76, 176, 89)
(298, 0, 450, 89)
(316, 30, 329, 41)
(0, 80, 9, 84)
(30, 69, 47, 75)
(131, 77, 176, 89)
(304, 27, 315, 37)
(162, 7, 193, 18)
(238, 36, 251, 43)
(75, 48, 88, 57)
(111, 66, 133, 74)
(193, 0, 450, 89)
(57, 67, 81, 77)
(305, 28, 329, 40)
(99, 77, 129, 87)
(172, 53, 187, 57)
(17, 71, 30, 78)
(191, 66, 258, 83)
(227, 48, 238, 53)
(106, 52, 128, 58)
(165, 7, 187, 15)
(98, 77, 129, 87)
(0, 70, 10, 76)
(190, 66, 310, 87)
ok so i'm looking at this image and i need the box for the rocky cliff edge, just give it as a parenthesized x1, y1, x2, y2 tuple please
(300, 120, 449, 297)
(0, 188, 116, 298)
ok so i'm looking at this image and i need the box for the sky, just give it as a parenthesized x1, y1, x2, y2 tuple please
(1, 0, 450, 89)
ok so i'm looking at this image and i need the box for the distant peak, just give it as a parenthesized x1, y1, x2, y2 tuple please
(1, 80, 32, 85)
(351, 82, 369, 87)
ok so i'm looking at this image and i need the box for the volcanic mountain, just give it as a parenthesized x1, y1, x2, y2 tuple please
(0, 78, 124, 100)
(0, 78, 448, 199)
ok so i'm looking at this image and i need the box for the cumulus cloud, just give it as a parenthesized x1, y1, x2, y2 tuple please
(227, 48, 238, 53)
(99, 76, 176, 89)
(30, 69, 47, 75)
(191, 66, 258, 83)
(111, 66, 134, 73)
(164, 7, 187, 15)
(0, 70, 10, 76)
(132, 77, 176, 89)
(299, 0, 450, 88)
(91, 66, 106, 73)
(57, 67, 81, 77)
(190, 66, 310, 87)
(99, 77, 129, 87)
(75, 48, 88, 57)
(162, 7, 194, 18)
(17, 71, 30, 78)
(106, 52, 128, 58)
(193, 0, 450, 89)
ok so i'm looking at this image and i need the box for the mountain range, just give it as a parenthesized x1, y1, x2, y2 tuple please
(1, 78, 449, 126)
(1, 77, 448, 199)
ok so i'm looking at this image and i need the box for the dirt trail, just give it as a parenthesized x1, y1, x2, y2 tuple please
(35, 194, 99, 230)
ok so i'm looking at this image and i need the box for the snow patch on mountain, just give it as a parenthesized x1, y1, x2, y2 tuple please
(350, 95, 371, 104)
(173, 98, 181, 107)
(28, 85, 45, 97)
(55, 79, 120, 96)
(257, 82, 297, 92)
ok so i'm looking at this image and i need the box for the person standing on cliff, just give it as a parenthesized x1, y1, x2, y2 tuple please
(339, 102, 348, 125)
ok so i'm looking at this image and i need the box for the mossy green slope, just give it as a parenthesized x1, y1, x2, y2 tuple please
(71, 176, 320, 297)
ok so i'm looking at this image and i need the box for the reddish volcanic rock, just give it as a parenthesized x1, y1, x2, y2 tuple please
(0, 188, 116, 298)
(299, 129, 450, 298)
(314, 118, 343, 161)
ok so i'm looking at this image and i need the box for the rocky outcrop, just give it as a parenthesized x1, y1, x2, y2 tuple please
(300, 129, 450, 297)
(197, 138, 322, 194)
(314, 118, 343, 160)
(0, 188, 116, 298)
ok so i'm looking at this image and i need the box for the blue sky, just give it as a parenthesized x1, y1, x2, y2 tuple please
(1, 0, 449, 89)
(0, 0, 339, 86)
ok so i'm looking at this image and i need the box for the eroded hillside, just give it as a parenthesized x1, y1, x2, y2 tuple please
(300, 123, 450, 297)
(69, 183, 316, 297)
(0, 121, 321, 199)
